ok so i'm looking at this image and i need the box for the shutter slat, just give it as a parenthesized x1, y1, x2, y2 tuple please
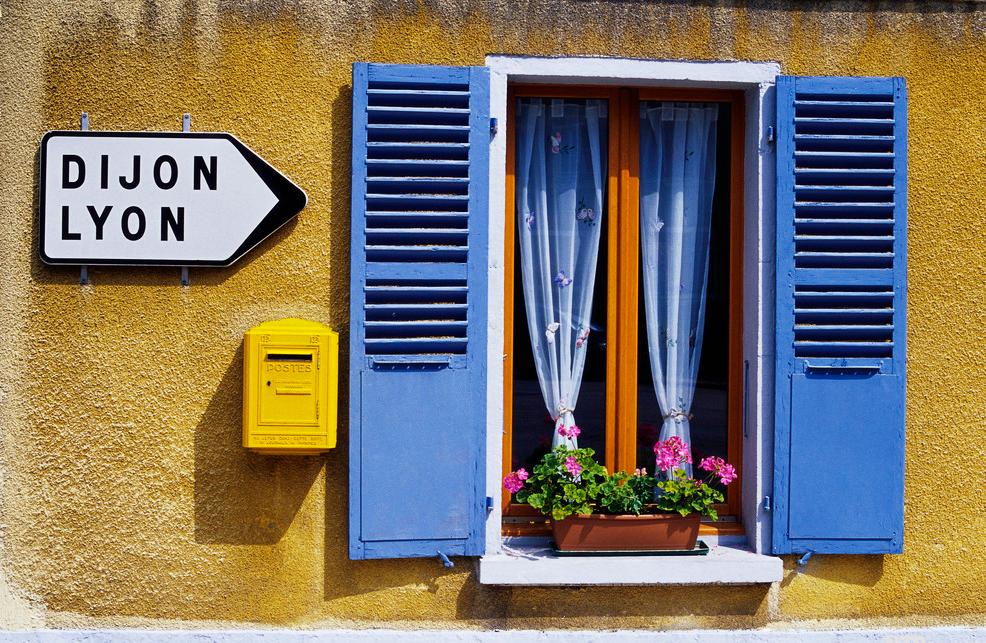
(365, 246, 468, 262)
(774, 75, 906, 556)
(366, 142, 470, 160)
(367, 178, 470, 193)
(367, 163, 468, 178)
(365, 262, 467, 281)
(367, 123, 471, 143)
(795, 151, 895, 169)
(795, 169, 894, 185)
(366, 88, 470, 109)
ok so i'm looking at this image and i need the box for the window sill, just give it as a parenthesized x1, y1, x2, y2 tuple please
(478, 537, 783, 586)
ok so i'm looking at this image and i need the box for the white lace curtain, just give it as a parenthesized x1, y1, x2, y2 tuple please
(515, 98, 607, 448)
(639, 102, 719, 476)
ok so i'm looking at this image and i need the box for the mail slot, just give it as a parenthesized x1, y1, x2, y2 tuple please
(242, 318, 338, 454)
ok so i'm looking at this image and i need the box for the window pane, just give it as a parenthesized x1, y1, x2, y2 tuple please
(511, 97, 609, 473)
(636, 101, 731, 493)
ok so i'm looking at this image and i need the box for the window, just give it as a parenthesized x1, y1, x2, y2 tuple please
(346, 60, 908, 572)
(502, 86, 745, 536)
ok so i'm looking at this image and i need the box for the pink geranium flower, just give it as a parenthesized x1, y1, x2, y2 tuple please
(698, 456, 737, 485)
(502, 468, 529, 494)
(557, 424, 581, 439)
(564, 456, 582, 477)
(652, 436, 693, 472)
(665, 436, 693, 465)
(699, 456, 721, 472)
(718, 463, 737, 486)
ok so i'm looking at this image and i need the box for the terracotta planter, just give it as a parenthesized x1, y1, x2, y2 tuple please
(551, 513, 701, 551)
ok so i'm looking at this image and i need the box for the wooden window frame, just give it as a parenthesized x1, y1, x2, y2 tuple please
(503, 84, 745, 537)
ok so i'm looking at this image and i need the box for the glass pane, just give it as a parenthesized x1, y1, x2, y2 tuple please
(635, 101, 731, 494)
(510, 97, 609, 474)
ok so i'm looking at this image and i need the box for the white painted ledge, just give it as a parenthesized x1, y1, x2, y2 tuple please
(478, 538, 782, 585)
(485, 55, 781, 87)
(4, 629, 986, 642)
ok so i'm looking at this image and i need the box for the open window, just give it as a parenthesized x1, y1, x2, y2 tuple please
(502, 86, 745, 538)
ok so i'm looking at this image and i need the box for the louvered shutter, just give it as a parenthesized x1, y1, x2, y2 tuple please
(349, 63, 490, 560)
(772, 76, 907, 555)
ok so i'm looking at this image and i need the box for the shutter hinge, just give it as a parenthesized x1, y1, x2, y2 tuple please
(767, 125, 775, 143)
(316, 401, 319, 420)
(486, 496, 494, 514)
(490, 117, 498, 138)
(436, 551, 455, 568)
(763, 495, 771, 512)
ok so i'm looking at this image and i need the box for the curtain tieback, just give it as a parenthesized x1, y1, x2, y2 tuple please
(555, 402, 575, 419)
(545, 322, 560, 344)
(663, 408, 693, 422)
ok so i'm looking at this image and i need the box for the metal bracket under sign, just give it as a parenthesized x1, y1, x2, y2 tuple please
(180, 113, 191, 286)
(79, 112, 90, 286)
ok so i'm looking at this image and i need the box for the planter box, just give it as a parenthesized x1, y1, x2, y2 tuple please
(551, 513, 701, 552)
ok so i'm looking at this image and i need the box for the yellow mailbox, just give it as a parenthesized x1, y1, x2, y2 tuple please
(242, 318, 338, 455)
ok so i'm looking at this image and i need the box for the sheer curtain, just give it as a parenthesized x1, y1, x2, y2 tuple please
(515, 98, 607, 448)
(639, 102, 719, 475)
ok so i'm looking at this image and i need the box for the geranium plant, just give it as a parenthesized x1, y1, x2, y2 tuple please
(652, 436, 737, 521)
(505, 445, 608, 520)
(504, 434, 737, 521)
(597, 468, 657, 515)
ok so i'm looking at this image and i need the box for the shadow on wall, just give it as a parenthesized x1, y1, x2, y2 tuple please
(575, 0, 976, 11)
(194, 344, 323, 544)
(779, 555, 885, 589)
(314, 81, 476, 608)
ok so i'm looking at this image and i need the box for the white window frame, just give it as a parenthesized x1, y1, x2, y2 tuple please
(481, 56, 782, 584)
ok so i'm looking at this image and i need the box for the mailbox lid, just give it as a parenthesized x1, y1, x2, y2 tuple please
(258, 345, 320, 427)
(245, 317, 340, 339)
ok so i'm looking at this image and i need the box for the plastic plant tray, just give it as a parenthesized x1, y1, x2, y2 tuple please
(551, 539, 710, 557)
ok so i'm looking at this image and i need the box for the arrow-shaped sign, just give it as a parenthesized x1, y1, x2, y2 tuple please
(39, 131, 307, 266)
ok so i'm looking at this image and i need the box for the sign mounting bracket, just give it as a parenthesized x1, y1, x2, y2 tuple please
(78, 112, 90, 287)
(180, 112, 191, 287)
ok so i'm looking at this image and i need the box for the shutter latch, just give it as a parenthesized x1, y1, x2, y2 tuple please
(763, 495, 771, 512)
(796, 550, 814, 572)
(436, 551, 455, 568)
(767, 125, 775, 143)
(490, 117, 498, 138)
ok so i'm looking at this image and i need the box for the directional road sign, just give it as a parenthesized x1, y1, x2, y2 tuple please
(39, 131, 307, 266)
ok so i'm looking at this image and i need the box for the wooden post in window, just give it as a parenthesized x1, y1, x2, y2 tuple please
(726, 92, 745, 518)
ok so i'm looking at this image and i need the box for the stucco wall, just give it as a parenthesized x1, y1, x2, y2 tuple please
(0, 0, 984, 631)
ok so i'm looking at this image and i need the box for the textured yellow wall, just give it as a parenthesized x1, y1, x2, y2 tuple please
(1, 0, 984, 631)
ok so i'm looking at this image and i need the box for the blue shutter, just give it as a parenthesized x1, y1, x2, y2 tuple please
(773, 76, 907, 555)
(349, 63, 490, 560)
